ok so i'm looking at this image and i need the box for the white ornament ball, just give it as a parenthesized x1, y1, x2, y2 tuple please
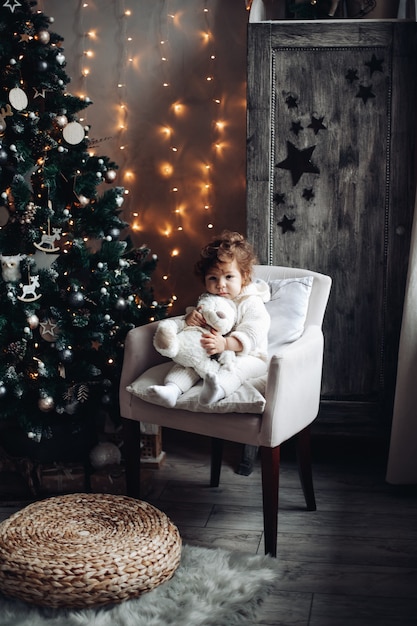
(115, 196, 124, 207)
(89, 442, 121, 469)
(55, 114, 68, 127)
(56, 53, 66, 65)
(38, 396, 54, 412)
(78, 195, 89, 207)
(104, 169, 117, 183)
(9, 87, 28, 111)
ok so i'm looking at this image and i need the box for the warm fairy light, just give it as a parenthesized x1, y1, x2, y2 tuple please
(71, 1, 230, 287)
(172, 101, 184, 114)
(159, 162, 174, 177)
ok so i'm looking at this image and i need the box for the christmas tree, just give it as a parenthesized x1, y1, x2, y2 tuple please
(0, 0, 167, 459)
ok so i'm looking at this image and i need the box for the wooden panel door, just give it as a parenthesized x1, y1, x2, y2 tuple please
(247, 21, 417, 432)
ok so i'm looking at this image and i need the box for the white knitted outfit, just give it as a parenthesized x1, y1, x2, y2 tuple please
(164, 279, 271, 398)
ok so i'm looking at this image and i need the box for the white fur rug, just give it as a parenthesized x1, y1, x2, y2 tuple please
(0, 544, 278, 626)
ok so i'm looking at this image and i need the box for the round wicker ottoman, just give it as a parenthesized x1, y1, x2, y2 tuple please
(0, 493, 182, 609)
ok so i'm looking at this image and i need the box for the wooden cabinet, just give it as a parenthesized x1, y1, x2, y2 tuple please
(246, 21, 417, 435)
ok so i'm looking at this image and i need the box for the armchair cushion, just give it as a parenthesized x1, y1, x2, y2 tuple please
(127, 362, 267, 414)
(265, 276, 313, 352)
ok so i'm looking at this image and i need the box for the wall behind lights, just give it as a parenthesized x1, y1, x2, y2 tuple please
(41, 0, 249, 313)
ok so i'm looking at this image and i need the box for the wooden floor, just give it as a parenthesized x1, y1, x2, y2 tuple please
(1, 428, 417, 625)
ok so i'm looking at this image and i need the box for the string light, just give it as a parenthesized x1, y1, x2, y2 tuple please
(67, 0, 242, 305)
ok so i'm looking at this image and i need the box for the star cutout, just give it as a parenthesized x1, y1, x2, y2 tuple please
(285, 95, 298, 109)
(308, 116, 326, 135)
(33, 87, 46, 99)
(91, 340, 102, 351)
(277, 215, 295, 234)
(19, 33, 31, 43)
(302, 188, 314, 201)
(276, 141, 320, 186)
(365, 54, 384, 76)
(290, 120, 303, 136)
(273, 192, 286, 205)
(356, 84, 375, 104)
(345, 68, 359, 84)
(40, 318, 59, 341)
(3, 0, 21, 12)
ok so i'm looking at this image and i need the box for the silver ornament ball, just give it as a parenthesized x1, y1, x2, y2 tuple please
(27, 314, 39, 329)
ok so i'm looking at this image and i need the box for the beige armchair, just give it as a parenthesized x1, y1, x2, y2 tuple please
(119, 265, 331, 556)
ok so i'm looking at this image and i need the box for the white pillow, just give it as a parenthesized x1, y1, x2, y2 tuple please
(266, 276, 313, 353)
(127, 362, 266, 414)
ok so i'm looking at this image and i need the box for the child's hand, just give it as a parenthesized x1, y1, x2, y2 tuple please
(185, 308, 205, 327)
(201, 330, 226, 355)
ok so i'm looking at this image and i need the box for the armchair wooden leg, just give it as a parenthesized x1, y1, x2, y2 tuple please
(295, 425, 317, 511)
(260, 445, 280, 557)
(210, 437, 223, 487)
(121, 418, 142, 499)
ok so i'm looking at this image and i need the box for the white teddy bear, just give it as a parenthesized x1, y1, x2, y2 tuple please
(153, 292, 237, 378)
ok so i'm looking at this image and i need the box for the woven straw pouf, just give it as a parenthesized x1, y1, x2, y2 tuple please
(0, 493, 182, 608)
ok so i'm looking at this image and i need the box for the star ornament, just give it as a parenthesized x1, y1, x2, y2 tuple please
(276, 141, 320, 186)
(3, 0, 21, 12)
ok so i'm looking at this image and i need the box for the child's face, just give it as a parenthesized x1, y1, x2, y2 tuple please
(204, 259, 243, 300)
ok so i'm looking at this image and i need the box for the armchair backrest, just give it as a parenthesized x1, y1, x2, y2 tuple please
(253, 265, 331, 328)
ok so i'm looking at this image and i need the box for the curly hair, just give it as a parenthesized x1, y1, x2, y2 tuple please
(194, 230, 257, 287)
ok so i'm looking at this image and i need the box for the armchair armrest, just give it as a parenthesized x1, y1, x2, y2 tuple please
(259, 325, 324, 447)
(119, 320, 168, 417)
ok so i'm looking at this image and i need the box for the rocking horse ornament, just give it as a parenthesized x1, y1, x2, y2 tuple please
(34, 219, 62, 253)
(17, 272, 41, 302)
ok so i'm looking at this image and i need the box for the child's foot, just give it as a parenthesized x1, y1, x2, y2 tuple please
(199, 373, 225, 405)
(148, 383, 181, 408)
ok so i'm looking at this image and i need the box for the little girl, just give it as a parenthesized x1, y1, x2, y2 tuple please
(148, 230, 271, 407)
